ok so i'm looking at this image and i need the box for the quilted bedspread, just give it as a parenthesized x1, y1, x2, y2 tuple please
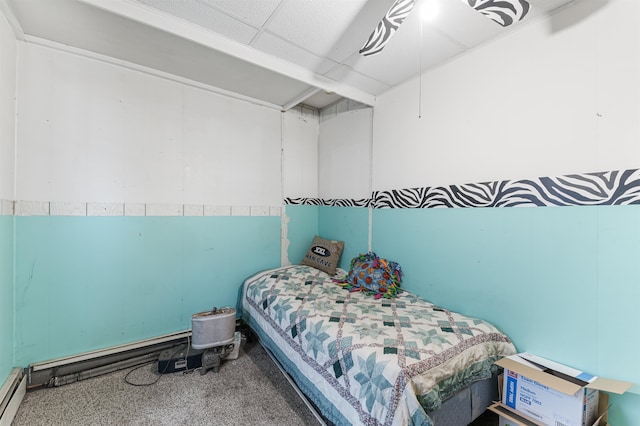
(241, 265, 516, 426)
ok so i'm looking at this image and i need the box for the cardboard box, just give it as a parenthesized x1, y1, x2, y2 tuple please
(492, 353, 631, 426)
(493, 404, 541, 426)
(500, 416, 527, 426)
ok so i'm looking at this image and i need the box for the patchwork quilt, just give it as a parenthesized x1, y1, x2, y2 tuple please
(241, 265, 516, 426)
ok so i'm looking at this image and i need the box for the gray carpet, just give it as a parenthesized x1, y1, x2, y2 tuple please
(12, 340, 320, 426)
(12, 338, 498, 425)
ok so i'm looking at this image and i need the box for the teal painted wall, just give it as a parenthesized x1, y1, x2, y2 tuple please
(286, 205, 370, 271)
(284, 205, 318, 265)
(370, 205, 640, 422)
(0, 216, 14, 382)
(318, 206, 369, 271)
(14, 216, 280, 366)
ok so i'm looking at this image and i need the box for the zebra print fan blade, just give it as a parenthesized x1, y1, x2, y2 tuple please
(359, 0, 415, 57)
(463, 0, 531, 27)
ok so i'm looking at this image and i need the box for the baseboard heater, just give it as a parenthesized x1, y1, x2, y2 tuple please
(27, 330, 192, 389)
(0, 368, 26, 426)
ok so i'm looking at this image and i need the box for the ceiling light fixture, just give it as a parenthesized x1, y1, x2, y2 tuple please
(421, 1, 439, 22)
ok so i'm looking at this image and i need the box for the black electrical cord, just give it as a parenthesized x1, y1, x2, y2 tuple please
(123, 360, 163, 387)
(124, 336, 193, 387)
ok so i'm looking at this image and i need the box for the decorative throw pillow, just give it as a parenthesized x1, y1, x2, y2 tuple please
(300, 235, 345, 276)
(336, 252, 403, 299)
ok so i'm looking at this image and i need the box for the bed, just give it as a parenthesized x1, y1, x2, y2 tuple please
(241, 265, 516, 425)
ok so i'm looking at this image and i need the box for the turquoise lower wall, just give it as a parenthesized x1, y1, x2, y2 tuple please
(0, 215, 14, 384)
(371, 205, 640, 422)
(11, 204, 640, 421)
(14, 216, 280, 366)
(285, 205, 369, 271)
(284, 205, 318, 265)
(318, 206, 369, 271)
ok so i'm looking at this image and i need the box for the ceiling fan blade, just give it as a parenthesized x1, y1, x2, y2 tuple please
(462, 0, 531, 27)
(359, 0, 416, 57)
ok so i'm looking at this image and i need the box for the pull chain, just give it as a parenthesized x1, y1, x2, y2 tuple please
(419, 17, 423, 119)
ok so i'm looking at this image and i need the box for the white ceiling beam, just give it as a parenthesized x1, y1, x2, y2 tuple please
(77, 0, 376, 107)
(25, 35, 284, 111)
(0, 0, 25, 40)
(281, 87, 322, 112)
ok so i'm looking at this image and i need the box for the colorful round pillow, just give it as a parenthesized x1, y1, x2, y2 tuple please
(335, 252, 403, 299)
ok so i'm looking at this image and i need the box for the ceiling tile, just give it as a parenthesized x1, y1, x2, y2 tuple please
(526, 0, 577, 18)
(326, 65, 390, 94)
(426, 0, 504, 49)
(345, 13, 466, 88)
(252, 31, 338, 75)
(136, 0, 257, 44)
(265, 0, 384, 63)
(199, 0, 283, 27)
(8, 0, 579, 111)
(12, 0, 311, 107)
(302, 91, 343, 109)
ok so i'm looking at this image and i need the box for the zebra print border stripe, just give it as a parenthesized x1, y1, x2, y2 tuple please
(285, 169, 640, 208)
(284, 197, 372, 207)
(373, 169, 640, 208)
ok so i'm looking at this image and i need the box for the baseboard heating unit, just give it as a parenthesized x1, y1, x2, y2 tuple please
(27, 330, 192, 389)
(0, 368, 26, 426)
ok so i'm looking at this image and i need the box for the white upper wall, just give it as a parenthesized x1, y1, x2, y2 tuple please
(0, 10, 16, 203)
(373, 0, 640, 191)
(16, 42, 288, 207)
(282, 107, 319, 199)
(318, 107, 372, 199)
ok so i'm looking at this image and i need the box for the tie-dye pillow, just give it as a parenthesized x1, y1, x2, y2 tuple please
(336, 252, 403, 299)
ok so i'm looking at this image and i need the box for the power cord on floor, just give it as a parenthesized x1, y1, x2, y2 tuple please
(124, 336, 193, 387)
(124, 360, 162, 387)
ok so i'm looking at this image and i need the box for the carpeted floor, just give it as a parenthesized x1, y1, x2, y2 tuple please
(12, 339, 498, 425)
(12, 340, 319, 426)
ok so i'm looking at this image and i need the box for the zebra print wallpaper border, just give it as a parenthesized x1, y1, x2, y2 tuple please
(285, 168, 640, 209)
(284, 198, 372, 208)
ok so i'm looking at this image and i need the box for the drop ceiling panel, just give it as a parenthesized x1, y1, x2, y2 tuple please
(524, 0, 577, 19)
(252, 31, 338, 75)
(302, 91, 343, 109)
(200, 0, 283, 28)
(430, 0, 576, 50)
(426, 0, 505, 49)
(345, 14, 466, 87)
(137, 0, 258, 44)
(325, 65, 390, 94)
(7, 0, 580, 110)
(265, 0, 373, 63)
